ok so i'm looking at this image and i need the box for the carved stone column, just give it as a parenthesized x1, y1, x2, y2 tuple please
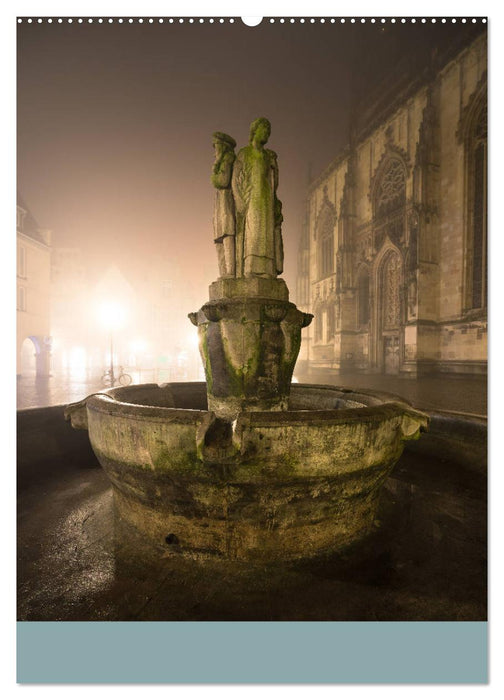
(190, 278, 312, 421)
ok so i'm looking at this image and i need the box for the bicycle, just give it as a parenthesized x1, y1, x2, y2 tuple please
(101, 366, 132, 387)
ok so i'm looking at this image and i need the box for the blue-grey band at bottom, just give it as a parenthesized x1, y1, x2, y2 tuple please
(17, 620, 488, 684)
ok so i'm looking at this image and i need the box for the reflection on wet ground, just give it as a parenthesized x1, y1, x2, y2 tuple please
(17, 370, 487, 416)
(17, 372, 105, 411)
(17, 368, 182, 411)
(17, 449, 486, 622)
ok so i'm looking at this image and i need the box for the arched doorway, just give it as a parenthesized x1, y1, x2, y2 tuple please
(20, 337, 38, 376)
(379, 251, 401, 374)
(371, 154, 407, 375)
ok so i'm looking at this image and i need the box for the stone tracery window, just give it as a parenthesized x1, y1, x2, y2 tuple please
(374, 159, 406, 218)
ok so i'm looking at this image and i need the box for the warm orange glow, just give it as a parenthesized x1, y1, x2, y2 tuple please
(64, 346, 88, 379)
(129, 338, 148, 354)
(98, 301, 127, 331)
(188, 332, 199, 349)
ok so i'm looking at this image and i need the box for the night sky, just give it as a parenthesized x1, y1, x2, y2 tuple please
(17, 18, 480, 300)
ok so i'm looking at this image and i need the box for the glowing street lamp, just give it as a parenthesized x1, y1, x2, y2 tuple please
(98, 300, 127, 387)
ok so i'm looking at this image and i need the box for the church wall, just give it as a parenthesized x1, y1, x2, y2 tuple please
(299, 33, 487, 377)
(439, 322, 487, 371)
(437, 34, 487, 368)
(438, 61, 465, 321)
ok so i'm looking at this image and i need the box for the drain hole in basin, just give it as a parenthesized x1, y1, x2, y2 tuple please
(165, 533, 179, 545)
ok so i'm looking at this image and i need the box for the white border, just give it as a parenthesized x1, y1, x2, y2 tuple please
(4, 2, 501, 699)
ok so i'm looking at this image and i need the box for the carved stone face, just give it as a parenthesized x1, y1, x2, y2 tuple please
(252, 121, 270, 147)
(213, 140, 224, 158)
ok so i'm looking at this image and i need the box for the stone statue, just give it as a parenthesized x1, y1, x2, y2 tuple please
(211, 131, 236, 278)
(232, 117, 284, 278)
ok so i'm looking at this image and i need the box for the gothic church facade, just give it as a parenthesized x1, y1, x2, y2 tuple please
(297, 32, 487, 377)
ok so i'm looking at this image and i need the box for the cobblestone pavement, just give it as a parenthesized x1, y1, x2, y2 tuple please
(17, 369, 487, 416)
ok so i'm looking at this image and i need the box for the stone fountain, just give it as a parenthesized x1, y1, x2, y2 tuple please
(66, 118, 428, 562)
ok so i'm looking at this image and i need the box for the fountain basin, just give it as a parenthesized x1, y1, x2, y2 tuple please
(66, 382, 428, 561)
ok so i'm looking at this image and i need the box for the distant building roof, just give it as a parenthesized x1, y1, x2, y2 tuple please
(17, 193, 49, 246)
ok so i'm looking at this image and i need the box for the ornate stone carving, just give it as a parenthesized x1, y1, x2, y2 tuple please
(232, 117, 284, 278)
(369, 143, 410, 208)
(339, 168, 355, 218)
(375, 159, 406, 218)
(189, 119, 312, 421)
(407, 210, 419, 272)
(264, 304, 288, 322)
(383, 253, 401, 329)
(212, 132, 237, 278)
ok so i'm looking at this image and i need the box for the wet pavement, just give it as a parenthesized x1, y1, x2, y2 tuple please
(16, 368, 188, 411)
(17, 366, 487, 621)
(297, 370, 487, 416)
(17, 372, 105, 411)
(17, 447, 487, 622)
(17, 369, 487, 416)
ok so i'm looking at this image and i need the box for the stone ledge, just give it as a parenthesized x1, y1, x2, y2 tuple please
(209, 276, 289, 301)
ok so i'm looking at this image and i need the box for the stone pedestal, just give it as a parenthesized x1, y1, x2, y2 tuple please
(189, 278, 312, 421)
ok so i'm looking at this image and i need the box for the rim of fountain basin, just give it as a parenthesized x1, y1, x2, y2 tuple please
(84, 382, 425, 428)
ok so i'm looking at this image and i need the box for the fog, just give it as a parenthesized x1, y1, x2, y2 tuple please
(17, 18, 482, 404)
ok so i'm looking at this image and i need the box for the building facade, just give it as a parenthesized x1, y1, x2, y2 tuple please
(50, 247, 87, 364)
(17, 196, 52, 376)
(297, 32, 487, 377)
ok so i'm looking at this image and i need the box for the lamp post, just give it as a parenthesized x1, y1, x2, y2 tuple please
(98, 300, 126, 387)
(109, 331, 116, 387)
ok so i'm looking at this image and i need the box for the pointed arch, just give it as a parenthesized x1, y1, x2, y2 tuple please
(315, 194, 337, 280)
(370, 242, 404, 373)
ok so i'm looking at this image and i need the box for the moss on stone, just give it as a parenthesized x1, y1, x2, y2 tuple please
(200, 331, 213, 394)
(153, 447, 201, 474)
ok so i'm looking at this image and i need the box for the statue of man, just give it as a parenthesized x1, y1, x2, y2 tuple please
(232, 118, 284, 278)
(211, 132, 236, 278)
